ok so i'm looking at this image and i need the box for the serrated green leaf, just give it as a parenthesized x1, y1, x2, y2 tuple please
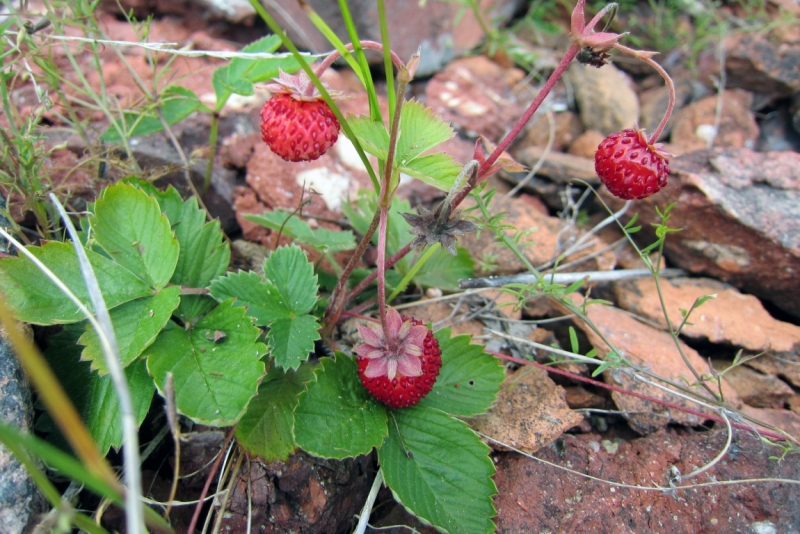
(395, 100, 454, 165)
(379, 405, 496, 534)
(91, 182, 180, 289)
(212, 66, 236, 110)
(228, 35, 282, 82)
(294, 356, 387, 459)
(43, 332, 154, 456)
(0, 241, 152, 325)
(235, 364, 314, 462)
(100, 86, 210, 142)
(151, 187, 230, 288)
(413, 246, 474, 292)
(263, 245, 318, 316)
(244, 210, 356, 254)
(78, 286, 181, 374)
(209, 271, 280, 325)
(401, 152, 461, 192)
(144, 300, 266, 426)
(268, 315, 320, 370)
(418, 329, 505, 417)
(344, 114, 389, 159)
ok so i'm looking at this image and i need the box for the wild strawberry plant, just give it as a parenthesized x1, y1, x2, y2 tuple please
(0, 0, 691, 531)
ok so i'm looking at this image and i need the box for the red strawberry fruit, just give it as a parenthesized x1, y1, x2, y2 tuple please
(594, 128, 670, 200)
(260, 70, 340, 162)
(355, 308, 442, 409)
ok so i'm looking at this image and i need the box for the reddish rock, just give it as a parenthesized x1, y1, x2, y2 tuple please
(513, 110, 584, 153)
(564, 385, 607, 409)
(258, 0, 525, 77)
(605, 148, 800, 320)
(615, 277, 800, 353)
(468, 366, 584, 453)
(567, 130, 605, 159)
(711, 362, 794, 409)
(567, 62, 639, 135)
(494, 429, 800, 533)
(457, 195, 616, 277)
(725, 33, 800, 104)
(426, 56, 536, 141)
(552, 294, 741, 435)
(670, 89, 759, 153)
(740, 405, 800, 439)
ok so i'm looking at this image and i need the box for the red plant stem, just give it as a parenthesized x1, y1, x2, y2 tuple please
(489, 350, 790, 442)
(376, 207, 389, 330)
(314, 40, 405, 76)
(348, 241, 413, 304)
(187, 426, 235, 533)
(614, 43, 675, 144)
(478, 44, 580, 178)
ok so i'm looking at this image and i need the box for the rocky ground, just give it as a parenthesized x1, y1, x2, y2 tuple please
(2, 0, 800, 532)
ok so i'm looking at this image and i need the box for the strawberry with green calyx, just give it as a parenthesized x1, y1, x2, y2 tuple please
(355, 307, 442, 409)
(260, 69, 341, 162)
(594, 128, 672, 200)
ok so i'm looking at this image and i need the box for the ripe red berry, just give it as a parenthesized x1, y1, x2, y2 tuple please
(355, 309, 442, 409)
(594, 129, 670, 200)
(260, 94, 340, 162)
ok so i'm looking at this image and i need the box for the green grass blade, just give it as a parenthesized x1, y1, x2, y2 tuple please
(377, 0, 396, 123)
(337, 0, 382, 123)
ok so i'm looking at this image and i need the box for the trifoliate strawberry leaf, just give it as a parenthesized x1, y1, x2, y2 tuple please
(418, 329, 505, 417)
(413, 246, 474, 292)
(395, 100, 455, 165)
(42, 332, 154, 456)
(235, 364, 314, 462)
(378, 405, 496, 534)
(294, 355, 387, 459)
(244, 210, 356, 254)
(144, 300, 266, 426)
(344, 114, 389, 159)
(211, 247, 320, 370)
(0, 241, 152, 325)
(151, 187, 230, 288)
(173, 295, 218, 325)
(230, 35, 301, 85)
(78, 286, 181, 375)
(100, 86, 211, 142)
(91, 182, 179, 289)
(400, 152, 461, 192)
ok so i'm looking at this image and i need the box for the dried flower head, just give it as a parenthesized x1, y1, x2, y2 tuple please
(401, 205, 478, 256)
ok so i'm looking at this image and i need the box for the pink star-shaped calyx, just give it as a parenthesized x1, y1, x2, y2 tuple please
(354, 308, 428, 380)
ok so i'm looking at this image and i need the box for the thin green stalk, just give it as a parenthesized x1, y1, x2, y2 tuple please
(386, 243, 439, 303)
(337, 0, 382, 123)
(203, 113, 219, 194)
(377, 0, 396, 123)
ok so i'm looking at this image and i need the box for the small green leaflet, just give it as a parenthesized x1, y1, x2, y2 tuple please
(78, 286, 181, 375)
(344, 100, 461, 191)
(144, 300, 267, 426)
(149, 186, 230, 289)
(91, 182, 179, 289)
(244, 210, 356, 254)
(413, 246, 474, 292)
(394, 100, 454, 164)
(0, 241, 152, 325)
(100, 86, 210, 142)
(236, 364, 314, 462)
(418, 329, 505, 417)
(294, 356, 388, 459)
(378, 405, 497, 534)
(212, 35, 304, 111)
(209, 246, 320, 370)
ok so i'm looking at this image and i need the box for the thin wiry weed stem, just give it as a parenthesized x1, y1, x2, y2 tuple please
(51, 194, 145, 533)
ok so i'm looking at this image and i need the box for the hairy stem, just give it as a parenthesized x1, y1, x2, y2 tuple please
(314, 40, 405, 77)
